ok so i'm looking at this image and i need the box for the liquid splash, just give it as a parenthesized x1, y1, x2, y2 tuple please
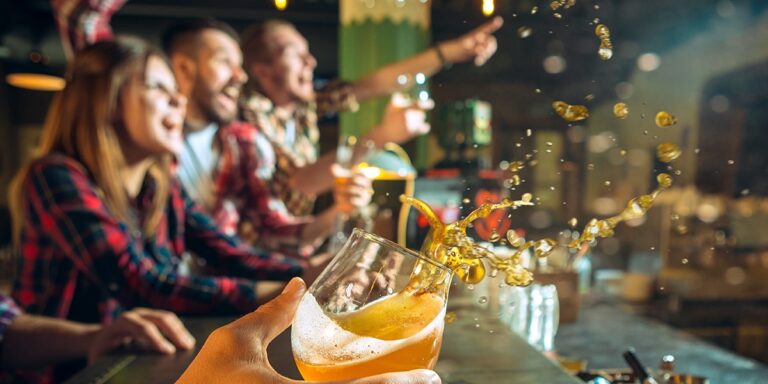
(567, 174, 673, 248)
(550, 0, 576, 11)
(553, 101, 590, 122)
(595, 24, 614, 60)
(400, 173, 673, 288)
(655, 111, 677, 127)
(613, 102, 630, 119)
(657, 143, 682, 163)
(517, 26, 533, 39)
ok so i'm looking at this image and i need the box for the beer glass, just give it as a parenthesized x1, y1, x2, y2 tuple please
(291, 228, 453, 381)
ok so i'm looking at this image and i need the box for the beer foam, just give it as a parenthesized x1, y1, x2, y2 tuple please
(291, 293, 444, 366)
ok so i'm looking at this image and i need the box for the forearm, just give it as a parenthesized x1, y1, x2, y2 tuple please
(351, 47, 443, 102)
(0, 314, 99, 369)
(291, 152, 337, 195)
(299, 206, 339, 248)
(291, 138, 380, 196)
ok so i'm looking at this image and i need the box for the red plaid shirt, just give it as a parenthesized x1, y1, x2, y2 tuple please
(12, 154, 302, 324)
(213, 122, 316, 257)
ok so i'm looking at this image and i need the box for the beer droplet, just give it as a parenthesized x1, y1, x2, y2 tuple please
(657, 173, 673, 189)
(585, 94, 595, 101)
(462, 198, 471, 204)
(613, 102, 629, 119)
(657, 143, 682, 163)
(531, 6, 539, 14)
(534, 239, 557, 258)
(655, 111, 677, 127)
(553, 12, 563, 19)
(604, 180, 611, 186)
(550, 0, 575, 10)
(727, 159, 735, 165)
(595, 24, 613, 60)
(598, 46, 613, 60)
(553, 101, 590, 122)
(526, 129, 533, 137)
(517, 26, 533, 38)
(506, 230, 525, 247)
(489, 229, 501, 242)
(445, 312, 457, 324)
(568, 217, 578, 227)
(478, 296, 488, 304)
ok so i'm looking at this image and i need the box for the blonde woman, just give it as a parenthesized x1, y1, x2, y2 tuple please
(10, 37, 303, 327)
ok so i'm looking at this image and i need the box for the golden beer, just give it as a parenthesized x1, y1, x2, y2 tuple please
(292, 291, 445, 381)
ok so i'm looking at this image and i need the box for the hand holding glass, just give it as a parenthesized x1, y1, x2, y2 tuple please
(292, 229, 453, 381)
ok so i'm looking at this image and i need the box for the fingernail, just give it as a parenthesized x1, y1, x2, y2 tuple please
(282, 277, 306, 296)
(163, 344, 176, 354)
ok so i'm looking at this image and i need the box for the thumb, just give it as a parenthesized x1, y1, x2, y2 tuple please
(250, 278, 307, 343)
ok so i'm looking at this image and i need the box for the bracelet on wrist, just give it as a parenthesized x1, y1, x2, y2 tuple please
(434, 44, 453, 70)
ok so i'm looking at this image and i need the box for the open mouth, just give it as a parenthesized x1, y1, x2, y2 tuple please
(162, 115, 184, 132)
(217, 85, 240, 110)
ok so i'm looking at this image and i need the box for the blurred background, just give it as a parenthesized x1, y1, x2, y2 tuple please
(1, 0, 767, 365)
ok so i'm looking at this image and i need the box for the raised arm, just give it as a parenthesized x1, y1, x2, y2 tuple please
(350, 16, 503, 102)
(51, 0, 128, 59)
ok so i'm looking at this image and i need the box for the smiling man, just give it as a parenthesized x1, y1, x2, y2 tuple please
(161, 20, 248, 209)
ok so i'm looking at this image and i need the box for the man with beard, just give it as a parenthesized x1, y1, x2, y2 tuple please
(233, 18, 502, 253)
(161, 19, 393, 258)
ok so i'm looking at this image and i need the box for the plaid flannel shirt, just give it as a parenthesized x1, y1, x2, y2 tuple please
(12, 154, 302, 324)
(213, 122, 316, 257)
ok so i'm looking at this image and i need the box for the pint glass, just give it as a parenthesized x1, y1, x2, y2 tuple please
(291, 228, 453, 381)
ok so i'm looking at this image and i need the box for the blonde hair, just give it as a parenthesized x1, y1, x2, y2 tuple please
(10, 37, 171, 243)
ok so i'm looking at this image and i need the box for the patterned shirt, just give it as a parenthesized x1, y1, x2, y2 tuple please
(12, 154, 303, 324)
(213, 122, 315, 257)
(236, 81, 358, 226)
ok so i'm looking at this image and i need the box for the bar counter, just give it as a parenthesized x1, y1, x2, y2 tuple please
(555, 298, 768, 383)
(65, 306, 580, 383)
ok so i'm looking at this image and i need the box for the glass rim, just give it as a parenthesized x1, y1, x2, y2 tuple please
(351, 228, 453, 274)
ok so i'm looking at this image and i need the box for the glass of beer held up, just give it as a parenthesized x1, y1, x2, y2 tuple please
(291, 228, 453, 381)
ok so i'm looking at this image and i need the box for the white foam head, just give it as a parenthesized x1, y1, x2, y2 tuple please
(291, 293, 444, 366)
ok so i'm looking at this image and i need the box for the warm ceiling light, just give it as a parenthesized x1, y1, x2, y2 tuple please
(482, 0, 495, 16)
(6, 73, 65, 91)
(275, 0, 287, 10)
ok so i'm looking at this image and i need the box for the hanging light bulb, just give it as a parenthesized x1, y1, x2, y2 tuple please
(482, 0, 495, 16)
(275, 0, 287, 11)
